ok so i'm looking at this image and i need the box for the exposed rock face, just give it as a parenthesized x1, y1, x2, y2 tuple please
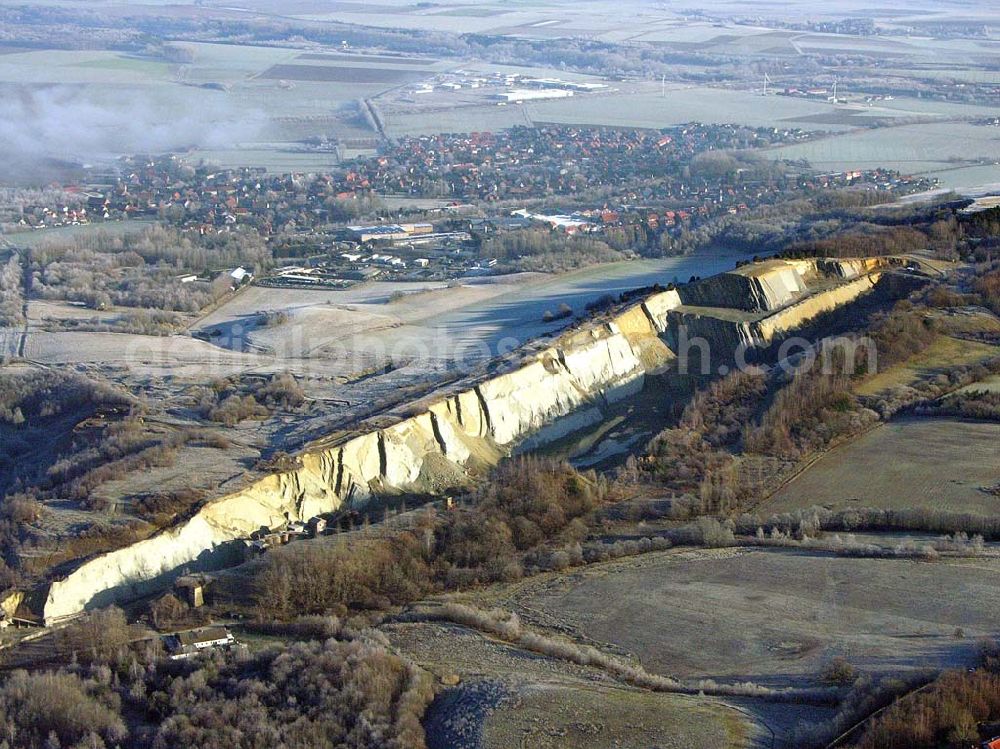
(41, 306, 670, 623)
(818, 257, 894, 279)
(678, 259, 812, 312)
(755, 272, 883, 342)
(671, 272, 884, 355)
(641, 289, 683, 332)
(38, 260, 891, 624)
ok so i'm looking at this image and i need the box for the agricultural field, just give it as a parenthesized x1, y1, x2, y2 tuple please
(1, 0, 996, 185)
(179, 148, 343, 173)
(879, 67, 1000, 85)
(267, 1, 656, 36)
(764, 418, 1000, 515)
(261, 63, 432, 84)
(467, 546, 1000, 685)
(196, 0, 999, 42)
(771, 120, 1000, 189)
(1, 220, 155, 248)
(381, 77, 906, 136)
(528, 84, 867, 130)
(381, 105, 531, 138)
(855, 333, 1000, 396)
(0, 42, 452, 181)
(383, 618, 758, 749)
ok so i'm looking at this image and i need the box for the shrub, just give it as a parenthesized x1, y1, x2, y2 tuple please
(853, 668, 1000, 749)
(0, 670, 127, 748)
(56, 607, 134, 665)
(821, 656, 857, 686)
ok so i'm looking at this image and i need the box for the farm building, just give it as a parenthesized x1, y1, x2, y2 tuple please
(229, 267, 252, 285)
(307, 516, 327, 536)
(163, 626, 236, 660)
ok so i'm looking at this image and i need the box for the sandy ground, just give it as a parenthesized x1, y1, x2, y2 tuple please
(191, 249, 747, 370)
(10, 250, 746, 388)
(764, 418, 1000, 515)
(19, 331, 272, 377)
(190, 277, 538, 365)
(14, 250, 751, 390)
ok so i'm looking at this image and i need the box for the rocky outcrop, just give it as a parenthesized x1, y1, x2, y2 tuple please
(640, 289, 683, 332)
(755, 272, 883, 342)
(1, 590, 23, 621)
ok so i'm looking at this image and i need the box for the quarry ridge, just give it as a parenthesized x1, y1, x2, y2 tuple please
(38, 256, 898, 623)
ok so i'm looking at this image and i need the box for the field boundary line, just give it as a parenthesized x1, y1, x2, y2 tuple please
(824, 677, 938, 749)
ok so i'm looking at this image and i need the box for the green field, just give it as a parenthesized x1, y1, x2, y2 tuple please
(75, 56, 172, 74)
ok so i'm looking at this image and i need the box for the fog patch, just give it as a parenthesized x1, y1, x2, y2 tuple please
(0, 85, 265, 183)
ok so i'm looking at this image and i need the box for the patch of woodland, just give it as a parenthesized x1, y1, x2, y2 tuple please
(0, 607, 433, 749)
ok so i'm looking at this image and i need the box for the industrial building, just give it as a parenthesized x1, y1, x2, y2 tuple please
(493, 89, 575, 103)
(346, 223, 434, 243)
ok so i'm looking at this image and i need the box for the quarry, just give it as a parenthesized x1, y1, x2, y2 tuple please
(28, 255, 907, 625)
(0, 2, 997, 746)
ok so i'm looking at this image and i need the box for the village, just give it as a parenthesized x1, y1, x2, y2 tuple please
(7, 123, 850, 238)
(2, 123, 934, 291)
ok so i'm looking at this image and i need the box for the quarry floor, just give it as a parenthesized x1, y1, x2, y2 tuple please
(7, 248, 746, 380)
(1, 249, 748, 513)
